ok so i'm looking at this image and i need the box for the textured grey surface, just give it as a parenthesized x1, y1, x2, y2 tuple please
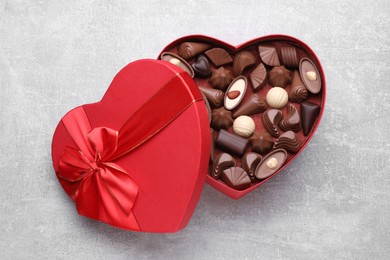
(1, 0, 390, 259)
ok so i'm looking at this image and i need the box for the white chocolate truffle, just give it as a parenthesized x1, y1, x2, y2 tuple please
(233, 115, 256, 137)
(266, 87, 288, 109)
(266, 157, 278, 169)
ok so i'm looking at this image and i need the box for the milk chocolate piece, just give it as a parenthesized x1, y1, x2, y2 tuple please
(279, 104, 301, 132)
(199, 86, 224, 108)
(233, 94, 267, 118)
(205, 48, 233, 66)
(289, 70, 308, 103)
(262, 109, 283, 137)
(177, 42, 211, 60)
(258, 45, 281, 66)
(274, 131, 300, 153)
(299, 58, 321, 94)
(249, 131, 274, 155)
(268, 65, 293, 87)
(224, 76, 247, 110)
(211, 153, 236, 179)
(300, 101, 320, 136)
(211, 107, 233, 130)
(242, 152, 262, 180)
(280, 46, 299, 68)
(249, 63, 267, 91)
(192, 55, 211, 78)
(201, 92, 212, 124)
(255, 149, 287, 179)
(160, 52, 195, 77)
(221, 167, 251, 190)
(215, 129, 249, 156)
(233, 51, 256, 76)
(209, 66, 234, 90)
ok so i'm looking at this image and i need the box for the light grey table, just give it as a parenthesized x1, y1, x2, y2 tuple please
(1, 1, 389, 259)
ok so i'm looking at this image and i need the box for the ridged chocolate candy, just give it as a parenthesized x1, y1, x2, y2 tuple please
(242, 152, 262, 181)
(211, 153, 236, 179)
(280, 46, 299, 68)
(274, 131, 300, 153)
(221, 167, 251, 190)
(205, 48, 233, 66)
(233, 51, 256, 76)
(233, 94, 267, 118)
(249, 63, 267, 91)
(258, 45, 280, 66)
(199, 86, 224, 108)
(262, 109, 283, 137)
(289, 70, 308, 103)
(177, 42, 211, 60)
(279, 104, 301, 132)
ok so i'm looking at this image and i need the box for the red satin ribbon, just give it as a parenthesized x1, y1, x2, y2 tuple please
(57, 72, 202, 230)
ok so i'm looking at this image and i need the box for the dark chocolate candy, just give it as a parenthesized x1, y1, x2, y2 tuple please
(300, 101, 320, 136)
(211, 107, 233, 130)
(242, 152, 262, 180)
(199, 86, 224, 108)
(209, 66, 234, 90)
(160, 52, 194, 77)
(211, 153, 236, 179)
(279, 104, 301, 132)
(262, 109, 283, 137)
(258, 45, 281, 66)
(221, 167, 251, 190)
(192, 55, 211, 78)
(177, 42, 211, 60)
(268, 65, 293, 88)
(233, 51, 256, 76)
(249, 63, 267, 91)
(255, 149, 287, 179)
(215, 129, 249, 156)
(205, 48, 233, 66)
(280, 46, 299, 68)
(274, 131, 300, 153)
(249, 131, 274, 155)
(299, 58, 321, 94)
(233, 94, 267, 118)
(289, 70, 308, 103)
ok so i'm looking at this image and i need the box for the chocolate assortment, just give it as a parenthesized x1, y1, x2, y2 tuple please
(161, 39, 323, 191)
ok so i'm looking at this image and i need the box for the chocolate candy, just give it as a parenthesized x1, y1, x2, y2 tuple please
(255, 149, 287, 179)
(233, 51, 256, 76)
(289, 70, 308, 103)
(266, 87, 289, 109)
(233, 116, 256, 138)
(249, 63, 267, 92)
(268, 65, 293, 87)
(211, 107, 233, 130)
(215, 129, 249, 156)
(242, 152, 262, 180)
(177, 42, 211, 60)
(300, 101, 320, 136)
(192, 55, 211, 78)
(233, 94, 267, 118)
(224, 76, 247, 110)
(299, 58, 321, 94)
(199, 86, 224, 108)
(201, 92, 212, 124)
(160, 52, 194, 77)
(249, 131, 274, 155)
(279, 104, 301, 132)
(211, 153, 236, 179)
(274, 131, 300, 153)
(262, 109, 282, 137)
(209, 66, 234, 90)
(280, 46, 299, 68)
(258, 45, 280, 66)
(205, 48, 233, 66)
(221, 167, 251, 190)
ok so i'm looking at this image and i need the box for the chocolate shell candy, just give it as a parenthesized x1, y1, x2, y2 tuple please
(221, 167, 251, 190)
(274, 131, 301, 153)
(255, 149, 287, 179)
(215, 129, 249, 156)
(177, 42, 211, 60)
(249, 63, 267, 92)
(233, 94, 267, 118)
(268, 65, 293, 88)
(242, 152, 262, 180)
(249, 131, 274, 155)
(205, 48, 233, 66)
(211, 107, 233, 130)
(280, 46, 299, 68)
(199, 86, 224, 108)
(289, 70, 308, 103)
(233, 51, 256, 76)
(192, 55, 211, 78)
(300, 101, 320, 136)
(299, 58, 321, 94)
(258, 45, 280, 66)
(209, 66, 234, 90)
(279, 104, 301, 132)
(262, 109, 283, 137)
(224, 76, 247, 110)
(211, 153, 236, 179)
(160, 52, 195, 77)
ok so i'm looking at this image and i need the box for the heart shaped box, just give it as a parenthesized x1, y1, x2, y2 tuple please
(159, 35, 326, 200)
(52, 60, 210, 232)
